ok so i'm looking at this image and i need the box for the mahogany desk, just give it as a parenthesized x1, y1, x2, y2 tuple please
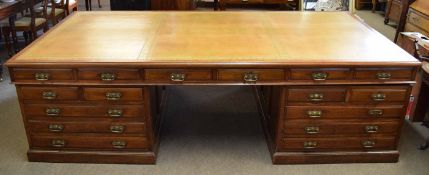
(5, 11, 421, 164)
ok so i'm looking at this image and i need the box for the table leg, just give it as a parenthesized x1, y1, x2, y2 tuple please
(85, 0, 91, 11)
(9, 15, 18, 54)
(214, 0, 218, 11)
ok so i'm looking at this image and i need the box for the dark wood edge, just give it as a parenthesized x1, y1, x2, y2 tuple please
(272, 150, 399, 164)
(27, 149, 156, 164)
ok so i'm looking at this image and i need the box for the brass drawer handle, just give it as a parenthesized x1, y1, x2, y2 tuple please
(100, 72, 116, 81)
(365, 125, 379, 133)
(368, 109, 383, 117)
(106, 92, 122, 101)
(42, 91, 57, 100)
(51, 139, 66, 148)
(312, 72, 328, 81)
(362, 140, 376, 148)
(303, 141, 317, 149)
(34, 72, 50, 81)
(376, 72, 391, 80)
(46, 108, 61, 117)
(110, 125, 125, 133)
(48, 124, 64, 132)
(243, 72, 258, 83)
(112, 140, 127, 149)
(305, 126, 320, 134)
(308, 93, 324, 102)
(241, 0, 249, 2)
(170, 73, 185, 81)
(107, 109, 123, 117)
(371, 93, 386, 102)
(307, 110, 322, 118)
(411, 16, 421, 24)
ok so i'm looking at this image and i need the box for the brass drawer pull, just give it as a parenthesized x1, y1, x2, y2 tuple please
(100, 72, 116, 81)
(170, 73, 185, 81)
(362, 140, 376, 148)
(108, 109, 123, 117)
(48, 124, 64, 132)
(365, 125, 379, 133)
(307, 110, 322, 118)
(305, 126, 320, 134)
(371, 93, 386, 102)
(51, 139, 66, 148)
(241, 0, 249, 2)
(376, 72, 391, 80)
(312, 72, 328, 81)
(112, 140, 127, 149)
(308, 93, 324, 102)
(34, 72, 50, 81)
(42, 91, 57, 100)
(110, 125, 125, 133)
(106, 92, 122, 101)
(411, 16, 421, 24)
(303, 141, 317, 149)
(243, 72, 258, 83)
(46, 108, 61, 116)
(368, 109, 383, 117)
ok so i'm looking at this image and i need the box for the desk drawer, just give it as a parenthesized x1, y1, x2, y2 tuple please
(222, 0, 263, 3)
(78, 69, 141, 82)
(28, 120, 146, 134)
(12, 69, 75, 82)
(83, 88, 144, 101)
(264, 0, 296, 3)
(218, 69, 285, 83)
(408, 10, 429, 32)
(20, 87, 79, 101)
(287, 87, 346, 103)
(354, 68, 414, 81)
(23, 104, 145, 118)
(31, 135, 149, 150)
(349, 86, 409, 104)
(144, 69, 212, 82)
(282, 120, 400, 136)
(279, 137, 396, 151)
(290, 68, 350, 81)
(285, 106, 405, 119)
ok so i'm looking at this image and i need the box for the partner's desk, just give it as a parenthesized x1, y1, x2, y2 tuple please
(5, 11, 420, 164)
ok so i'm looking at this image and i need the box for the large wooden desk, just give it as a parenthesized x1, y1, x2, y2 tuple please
(5, 11, 420, 164)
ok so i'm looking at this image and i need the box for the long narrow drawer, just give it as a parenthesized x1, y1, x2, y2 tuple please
(12, 68, 75, 82)
(282, 120, 400, 137)
(20, 87, 79, 101)
(78, 69, 141, 82)
(144, 69, 212, 82)
(287, 87, 347, 103)
(285, 106, 405, 119)
(217, 69, 285, 83)
(349, 86, 409, 104)
(408, 10, 429, 32)
(289, 68, 350, 81)
(354, 68, 414, 81)
(278, 137, 396, 151)
(28, 120, 146, 134)
(31, 135, 150, 150)
(23, 104, 145, 118)
(83, 88, 144, 101)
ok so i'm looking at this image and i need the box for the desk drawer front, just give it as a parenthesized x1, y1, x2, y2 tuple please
(290, 68, 350, 81)
(83, 88, 144, 101)
(354, 68, 414, 81)
(31, 135, 149, 150)
(20, 87, 79, 101)
(28, 120, 146, 134)
(282, 120, 400, 136)
(287, 87, 346, 103)
(408, 10, 429, 31)
(285, 106, 405, 119)
(218, 69, 285, 83)
(78, 69, 141, 82)
(349, 87, 409, 104)
(222, 0, 264, 3)
(23, 104, 145, 118)
(279, 137, 396, 151)
(13, 69, 74, 82)
(145, 69, 212, 82)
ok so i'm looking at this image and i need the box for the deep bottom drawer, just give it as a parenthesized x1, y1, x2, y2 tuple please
(31, 135, 150, 150)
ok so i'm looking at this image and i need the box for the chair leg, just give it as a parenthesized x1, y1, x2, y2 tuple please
(372, 0, 376, 13)
(98, 0, 101, 8)
(2, 29, 13, 57)
(23, 31, 29, 45)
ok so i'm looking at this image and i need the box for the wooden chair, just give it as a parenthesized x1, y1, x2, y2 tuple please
(1, 0, 48, 54)
(36, 0, 67, 25)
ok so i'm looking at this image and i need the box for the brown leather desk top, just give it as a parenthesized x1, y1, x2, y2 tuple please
(6, 11, 420, 67)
